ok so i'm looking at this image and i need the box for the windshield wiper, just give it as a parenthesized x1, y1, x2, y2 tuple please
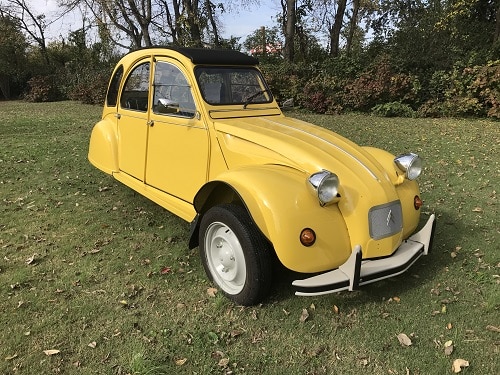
(243, 89, 270, 109)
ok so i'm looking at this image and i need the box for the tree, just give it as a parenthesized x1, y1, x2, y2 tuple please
(0, 0, 51, 64)
(0, 15, 27, 99)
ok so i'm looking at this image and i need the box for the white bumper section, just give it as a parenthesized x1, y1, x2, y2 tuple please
(293, 214, 436, 296)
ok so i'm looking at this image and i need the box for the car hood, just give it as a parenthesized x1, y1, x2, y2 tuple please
(213, 115, 395, 196)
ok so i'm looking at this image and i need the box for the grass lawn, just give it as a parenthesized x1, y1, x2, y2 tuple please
(0, 101, 498, 374)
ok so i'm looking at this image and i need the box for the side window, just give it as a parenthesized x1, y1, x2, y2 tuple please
(106, 65, 123, 107)
(153, 62, 195, 118)
(120, 62, 150, 112)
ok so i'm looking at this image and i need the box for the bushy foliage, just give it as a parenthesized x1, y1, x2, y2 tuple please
(419, 61, 500, 118)
(371, 102, 416, 117)
(301, 74, 344, 114)
(67, 69, 110, 105)
(260, 60, 311, 105)
(261, 55, 498, 119)
(24, 75, 62, 102)
(472, 61, 500, 118)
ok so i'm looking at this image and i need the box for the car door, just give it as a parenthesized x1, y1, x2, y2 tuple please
(145, 58, 209, 203)
(117, 58, 152, 180)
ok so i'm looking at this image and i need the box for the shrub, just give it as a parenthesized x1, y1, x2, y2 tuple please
(301, 74, 344, 114)
(24, 75, 62, 102)
(420, 61, 499, 118)
(471, 61, 500, 118)
(342, 58, 419, 111)
(371, 102, 416, 117)
(68, 70, 109, 105)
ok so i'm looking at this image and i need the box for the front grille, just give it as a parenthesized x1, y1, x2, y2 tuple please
(369, 201, 403, 240)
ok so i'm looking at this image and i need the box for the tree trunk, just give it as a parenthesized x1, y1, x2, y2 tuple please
(283, 0, 296, 61)
(346, 0, 360, 55)
(329, 0, 347, 57)
(495, 2, 500, 44)
(183, 0, 203, 47)
(205, 0, 220, 47)
(0, 74, 10, 100)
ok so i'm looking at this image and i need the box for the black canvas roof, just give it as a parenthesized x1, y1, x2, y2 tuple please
(138, 46, 259, 65)
(173, 47, 259, 65)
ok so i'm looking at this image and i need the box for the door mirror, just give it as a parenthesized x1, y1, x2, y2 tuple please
(157, 98, 179, 113)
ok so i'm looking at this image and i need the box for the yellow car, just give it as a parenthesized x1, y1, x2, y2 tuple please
(89, 47, 435, 305)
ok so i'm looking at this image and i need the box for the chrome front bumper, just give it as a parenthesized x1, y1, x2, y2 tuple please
(292, 214, 436, 296)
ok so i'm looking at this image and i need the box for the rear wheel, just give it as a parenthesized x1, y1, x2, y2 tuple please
(199, 204, 273, 306)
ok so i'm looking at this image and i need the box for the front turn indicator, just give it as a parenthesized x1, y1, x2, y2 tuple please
(414, 195, 423, 210)
(300, 228, 316, 247)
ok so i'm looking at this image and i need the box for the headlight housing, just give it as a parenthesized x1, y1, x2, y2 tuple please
(307, 170, 340, 206)
(394, 153, 422, 180)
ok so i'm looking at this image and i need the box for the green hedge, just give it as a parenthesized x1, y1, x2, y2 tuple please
(262, 59, 500, 119)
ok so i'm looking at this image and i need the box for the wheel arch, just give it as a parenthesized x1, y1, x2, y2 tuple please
(88, 117, 119, 174)
(189, 165, 352, 273)
(188, 180, 260, 249)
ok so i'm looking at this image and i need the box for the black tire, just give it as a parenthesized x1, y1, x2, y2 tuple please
(199, 204, 273, 306)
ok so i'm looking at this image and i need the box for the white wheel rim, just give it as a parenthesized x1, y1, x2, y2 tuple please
(204, 221, 246, 295)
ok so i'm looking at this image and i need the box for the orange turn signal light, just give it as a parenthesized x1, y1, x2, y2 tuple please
(300, 228, 316, 247)
(414, 195, 423, 210)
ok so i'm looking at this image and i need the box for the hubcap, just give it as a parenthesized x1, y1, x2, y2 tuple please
(205, 222, 246, 295)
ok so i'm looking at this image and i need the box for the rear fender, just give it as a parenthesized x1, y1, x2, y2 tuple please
(88, 117, 119, 174)
(193, 165, 351, 273)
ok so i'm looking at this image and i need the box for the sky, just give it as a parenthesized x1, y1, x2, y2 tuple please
(29, 0, 281, 45)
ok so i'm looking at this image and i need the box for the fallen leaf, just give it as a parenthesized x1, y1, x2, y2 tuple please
(218, 357, 229, 367)
(472, 207, 483, 212)
(43, 349, 61, 356)
(332, 305, 340, 314)
(5, 354, 18, 360)
(452, 359, 469, 373)
(397, 333, 412, 347)
(88, 341, 97, 348)
(175, 358, 187, 366)
(160, 266, 171, 275)
(251, 309, 258, 320)
(26, 254, 36, 265)
(230, 330, 243, 338)
(207, 287, 218, 297)
(211, 350, 225, 360)
(393, 296, 401, 302)
(299, 308, 309, 323)
(486, 325, 500, 333)
(444, 340, 454, 356)
(446, 323, 453, 330)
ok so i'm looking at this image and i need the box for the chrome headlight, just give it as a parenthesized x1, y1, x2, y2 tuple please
(394, 153, 422, 180)
(308, 170, 340, 206)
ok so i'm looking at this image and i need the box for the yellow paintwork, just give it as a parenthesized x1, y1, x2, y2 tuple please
(89, 47, 424, 274)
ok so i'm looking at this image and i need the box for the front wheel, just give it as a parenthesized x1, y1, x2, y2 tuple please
(199, 204, 273, 306)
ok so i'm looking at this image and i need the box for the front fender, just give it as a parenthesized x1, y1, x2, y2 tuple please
(194, 165, 352, 273)
(88, 117, 119, 174)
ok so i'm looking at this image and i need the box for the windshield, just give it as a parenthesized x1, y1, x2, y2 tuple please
(195, 67, 273, 106)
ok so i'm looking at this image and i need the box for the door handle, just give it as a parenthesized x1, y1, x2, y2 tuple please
(114, 113, 121, 119)
(147, 120, 154, 127)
